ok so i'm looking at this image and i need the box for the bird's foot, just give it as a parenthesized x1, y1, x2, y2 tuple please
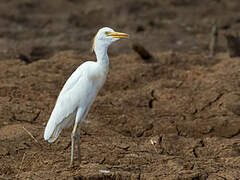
(69, 161, 82, 168)
(70, 162, 77, 168)
(70, 161, 74, 167)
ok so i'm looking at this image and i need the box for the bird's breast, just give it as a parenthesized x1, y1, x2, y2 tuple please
(90, 71, 107, 88)
(90, 71, 103, 81)
(87, 64, 108, 89)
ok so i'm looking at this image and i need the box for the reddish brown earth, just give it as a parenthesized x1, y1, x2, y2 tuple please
(0, 0, 240, 179)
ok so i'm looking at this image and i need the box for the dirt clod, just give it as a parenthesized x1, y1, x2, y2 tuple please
(225, 33, 240, 57)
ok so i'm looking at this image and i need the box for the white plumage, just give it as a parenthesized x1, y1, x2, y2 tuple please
(44, 62, 104, 142)
(44, 27, 129, 166)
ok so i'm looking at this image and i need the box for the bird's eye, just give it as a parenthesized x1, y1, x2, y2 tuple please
(104, 32, 111, 36)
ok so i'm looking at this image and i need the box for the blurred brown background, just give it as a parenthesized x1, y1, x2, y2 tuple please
(0, 0, 239, 59)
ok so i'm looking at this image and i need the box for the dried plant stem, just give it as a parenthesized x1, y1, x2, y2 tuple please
(22, 126, 41, 146)
(17, 152, 26, 177)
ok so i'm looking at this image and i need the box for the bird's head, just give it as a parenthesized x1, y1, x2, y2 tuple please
(91, 27, 129, 53)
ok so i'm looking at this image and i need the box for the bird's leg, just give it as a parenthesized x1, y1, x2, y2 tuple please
(70, 123, 78, 167)
(73, 107, 88, 165)
(77, 123, 82, 164)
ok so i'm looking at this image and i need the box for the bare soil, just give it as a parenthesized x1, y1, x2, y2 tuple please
(0, 0, 240, 179)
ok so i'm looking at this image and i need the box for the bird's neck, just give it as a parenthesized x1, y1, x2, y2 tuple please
(95, 45, 109, 68)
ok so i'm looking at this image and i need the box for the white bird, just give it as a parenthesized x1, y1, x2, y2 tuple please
(44, 27, 129, 166)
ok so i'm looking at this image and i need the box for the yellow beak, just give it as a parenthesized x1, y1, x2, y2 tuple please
(108, 32, 129, 39)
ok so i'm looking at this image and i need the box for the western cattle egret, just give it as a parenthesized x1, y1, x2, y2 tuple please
(44, 27, 129, 166)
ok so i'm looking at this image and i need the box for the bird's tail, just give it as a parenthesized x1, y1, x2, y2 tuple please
(44, 112, 75, 143)
(44, 117, 61, 143)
